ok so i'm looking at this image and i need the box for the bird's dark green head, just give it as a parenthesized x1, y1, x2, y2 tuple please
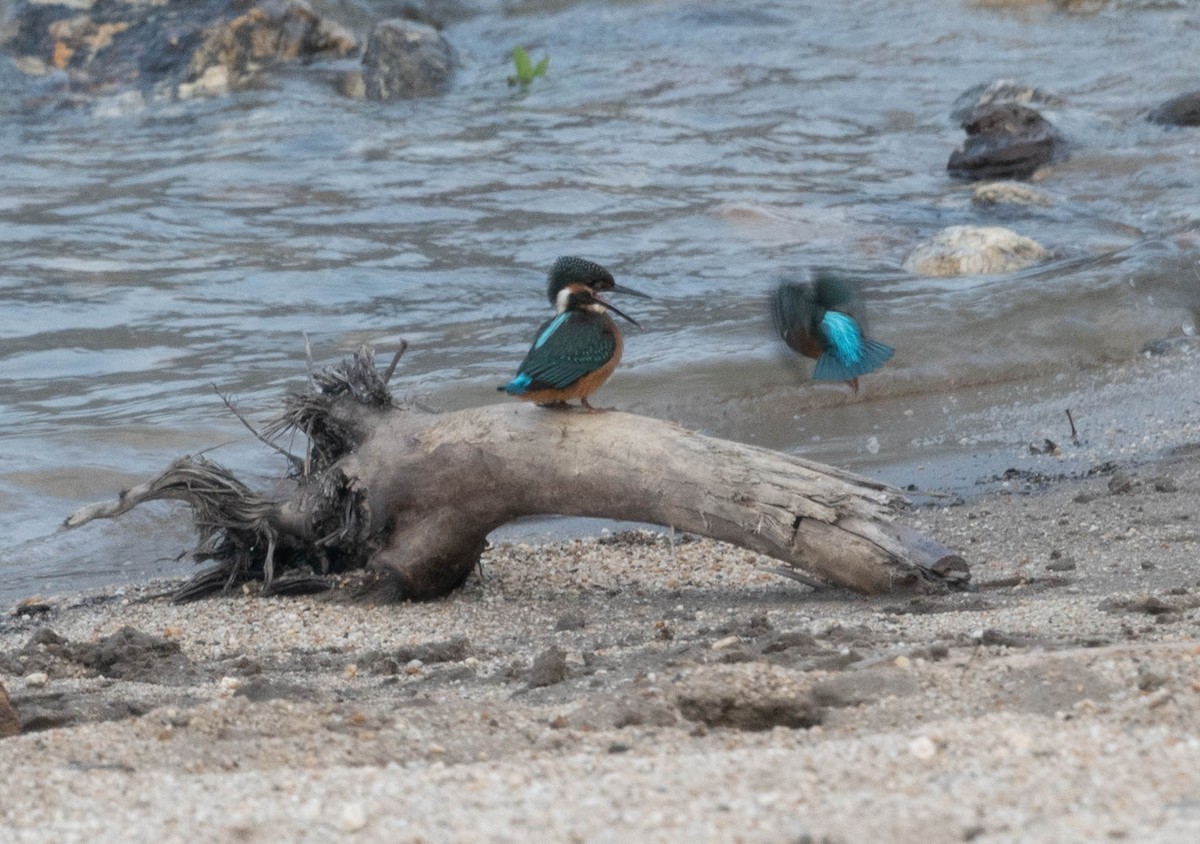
(545, 256, 649, 304)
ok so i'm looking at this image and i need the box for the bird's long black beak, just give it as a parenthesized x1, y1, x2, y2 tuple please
(610, 283, 651, 299)
(604, 299, 641, 327)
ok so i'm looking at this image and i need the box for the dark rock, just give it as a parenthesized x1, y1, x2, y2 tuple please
(1107, 472, 1136, 495)
(0, 681, 19, 738)
(13, 602, 51, 618)
(950, 79, 1066, 124)
(554, 612, 587, 631)
(1148, 91, 1200, 127)
(979, 629, 1030, 648)
(526, 645, 568, 688)
(676, 664, 821, 731)
(948, 103, 1065, 181)
(0, 0, 357, 99)
(357, 19, 452, 100)
(1046, 556, 1077, 572)
(1150, 476, 1179, 494)
(810, 667, 919, 709)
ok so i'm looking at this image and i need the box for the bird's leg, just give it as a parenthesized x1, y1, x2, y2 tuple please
(847, 377, 860, 395)
(579, 396, 609, 413)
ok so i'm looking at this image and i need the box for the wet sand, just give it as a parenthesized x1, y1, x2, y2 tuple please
(2, 343, 1200, 842)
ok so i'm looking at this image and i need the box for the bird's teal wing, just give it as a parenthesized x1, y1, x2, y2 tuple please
(502, 312, 616, 393)
(814, 311, 894, 380)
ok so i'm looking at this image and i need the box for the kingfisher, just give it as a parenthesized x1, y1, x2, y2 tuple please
(770, 271, 894, 393)
(500, 261, 648, 411)
(543, 255, 649, 307)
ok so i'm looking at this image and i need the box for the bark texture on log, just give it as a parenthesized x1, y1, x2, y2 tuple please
(66, 348, 968, 601)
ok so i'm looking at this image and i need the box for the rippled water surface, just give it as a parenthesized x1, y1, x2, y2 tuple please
(2, 0, 1199, 603)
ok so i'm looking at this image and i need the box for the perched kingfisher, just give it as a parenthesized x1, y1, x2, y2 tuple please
(770, 271, 894, 393)
(500, 259, 648, 411)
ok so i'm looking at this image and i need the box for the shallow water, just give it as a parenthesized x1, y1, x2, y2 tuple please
(2, 0, 1199, 605)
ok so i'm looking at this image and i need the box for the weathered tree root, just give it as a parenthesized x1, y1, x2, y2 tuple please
(66, 347, 969, 601)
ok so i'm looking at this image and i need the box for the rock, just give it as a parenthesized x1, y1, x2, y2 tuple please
(356, 19, 453, 100)
(903, 225, 1049, 277)
(1148, 91, 1200, 127)
(675, 664, 822, 731)
(526, 645, 568, 688)
(972, 181, 1054, 207)
(1107, 472, 1136, 495)
(0, 0, 357, 99)
(554, 612, 587, 631)
(950, 79, 1065, 124)
(948, 102, 1065, 181)
(0, 681, 19, 737)
(1150, 475, 1179, 493)
(1046, 555, 1077, 572)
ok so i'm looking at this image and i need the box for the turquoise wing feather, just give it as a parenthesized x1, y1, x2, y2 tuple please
(502, 312, 616, 393)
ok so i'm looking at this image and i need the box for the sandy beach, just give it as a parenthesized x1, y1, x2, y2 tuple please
(3, 343, 1200, 843)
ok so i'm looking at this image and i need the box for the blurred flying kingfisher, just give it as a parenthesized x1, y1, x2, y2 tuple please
(500, 257, 649, 411)
(770, 271, 894, 393)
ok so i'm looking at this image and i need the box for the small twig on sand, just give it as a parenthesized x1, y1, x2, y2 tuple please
(213, 386, 304, 473)
(382, 340, 409, 385)
(1066, 408, 1080, 445)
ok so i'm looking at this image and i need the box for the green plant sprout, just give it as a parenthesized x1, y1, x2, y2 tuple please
(508, 46, 549, 88)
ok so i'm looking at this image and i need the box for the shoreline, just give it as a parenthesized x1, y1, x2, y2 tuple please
(2, 345, 1200, 840)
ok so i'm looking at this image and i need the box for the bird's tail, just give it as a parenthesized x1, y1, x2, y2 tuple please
(813, 338, 894, 381)
(499, 373, 533, 394)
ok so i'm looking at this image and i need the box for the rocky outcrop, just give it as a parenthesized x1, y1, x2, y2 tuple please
(948, 102, 1066, 181)
(0, 0, 357, 98)
(1148, 91, 1200, 127)
(903, 225, 1050, 277)
(354, 19, 453, 100)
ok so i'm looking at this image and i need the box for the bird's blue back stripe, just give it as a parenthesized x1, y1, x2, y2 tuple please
(820, 311, 863, 364)
(535, 313, 570, 349)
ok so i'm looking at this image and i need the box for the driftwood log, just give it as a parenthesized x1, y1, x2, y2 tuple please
(66, 348, 969, 601)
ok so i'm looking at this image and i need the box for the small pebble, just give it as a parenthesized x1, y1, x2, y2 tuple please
(341, 802, 368, 833)
(908, 735, 938, 760)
